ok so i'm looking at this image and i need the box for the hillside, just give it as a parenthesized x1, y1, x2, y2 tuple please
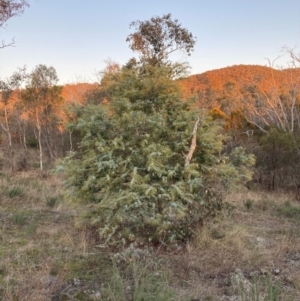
(61, 83, 98, 104)
(178, 64, 300, 112)
(59, 65, 300, 111)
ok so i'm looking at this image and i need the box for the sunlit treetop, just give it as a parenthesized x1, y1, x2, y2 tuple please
(126, 13, 196, 66)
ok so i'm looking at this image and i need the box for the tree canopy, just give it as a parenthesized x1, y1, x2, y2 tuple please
(126, 13, 196, 66)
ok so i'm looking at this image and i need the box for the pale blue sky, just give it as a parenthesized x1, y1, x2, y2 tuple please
(1, 0, 300, 84)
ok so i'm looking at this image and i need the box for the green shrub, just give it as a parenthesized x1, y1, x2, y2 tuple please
(60, 65, 255, 247)
(26, 136, 38, 148)
(59, 25, 255, 247)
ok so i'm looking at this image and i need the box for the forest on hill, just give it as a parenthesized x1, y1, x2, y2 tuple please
(180, 64, 300, 113)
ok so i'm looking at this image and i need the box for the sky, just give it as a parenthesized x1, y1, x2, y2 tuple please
(1, 0, 300, 85)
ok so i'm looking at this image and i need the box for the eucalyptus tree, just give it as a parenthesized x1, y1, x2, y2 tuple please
(0, 77, 14, 168)
(22, 64, 62, 172)
(126, 13, 196, 75)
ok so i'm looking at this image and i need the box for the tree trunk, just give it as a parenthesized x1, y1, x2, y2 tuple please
(36, 114, 43, 173)
(1, 105, 14, 171)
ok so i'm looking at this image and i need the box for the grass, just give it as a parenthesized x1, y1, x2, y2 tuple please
(45, 195, 60, 208)
(11, 211, 27, 226)
(275, 201, 300, 219)
(0, 172, 299, 300)
(7, 186, 24, 198)
(243, 198, 254, 210)
(233, 271, 297, 301)
(101, 259, 177, 301)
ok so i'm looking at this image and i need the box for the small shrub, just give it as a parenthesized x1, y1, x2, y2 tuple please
(32, 162, 41, 169)
(243, 199, 254, 210)
(16, 155, 28, 171)
(26, 136, 38, 148)
(11, 212, 26, 226)
(8, 186, 24, 198)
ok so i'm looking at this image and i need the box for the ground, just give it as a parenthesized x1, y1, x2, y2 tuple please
(0, 171, 299, 300)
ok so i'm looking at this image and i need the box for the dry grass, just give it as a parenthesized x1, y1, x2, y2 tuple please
(0, 170, 94, 300)
(168, 190, 300, 300)
(0, 171, 300, 300)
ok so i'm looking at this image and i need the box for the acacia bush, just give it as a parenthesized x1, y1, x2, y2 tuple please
(59, 63, 255, 247)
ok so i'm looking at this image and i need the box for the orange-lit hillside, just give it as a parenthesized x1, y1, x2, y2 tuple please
(178, 65, 300, 111)
(61, 83, 98, 104)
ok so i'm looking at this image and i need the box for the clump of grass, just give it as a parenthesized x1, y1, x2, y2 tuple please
(45, 195, 60, 208)
(92, 244, 180, 300)
(11, 211, 27, 226)
(26, 223, 38, 236)
(235, 273, 294, 301)
(102, 259, 176, 301)
(255, 199, 273, 211)
(275, 201, 300, 219)
(31, 180, 45, 191)
(243, 199, 254, 210)
(8, 186, 24, 198)
(210, 228, 226, 240)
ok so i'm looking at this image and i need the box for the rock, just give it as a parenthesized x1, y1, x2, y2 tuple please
(92, 290, 101, 300)
(285, 252, 300, 267)
(73, 278, 81, 286)
(260, 268, 270, 276)
(249, 270, 259, 278)
(231, 269, 253, 294)
(221, 296, 240, 301)
(40, 275, 57, 289)
(62, 246, 72, 252)
(273, 268, 280, 275)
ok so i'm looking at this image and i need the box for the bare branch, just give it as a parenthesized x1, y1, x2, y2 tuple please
(0, 0, 29, 48)
(0, 37, 15, 48)
(184, 117, 200, 167)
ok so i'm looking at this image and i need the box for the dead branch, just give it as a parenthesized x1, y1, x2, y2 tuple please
(184, 117, 200, 167)
(0, 37, 15, 48)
